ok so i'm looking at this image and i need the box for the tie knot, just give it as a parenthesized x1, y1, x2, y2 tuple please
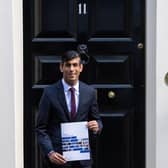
(69, 87, 75, 93)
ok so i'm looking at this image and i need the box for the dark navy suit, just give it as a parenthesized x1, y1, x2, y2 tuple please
(36, 80, 103, 168)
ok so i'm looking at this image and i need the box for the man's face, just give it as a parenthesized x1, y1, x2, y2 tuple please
(60, 57, 83, 86)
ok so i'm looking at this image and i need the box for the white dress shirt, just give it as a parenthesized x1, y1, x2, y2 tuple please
(62, 79, 79, 113)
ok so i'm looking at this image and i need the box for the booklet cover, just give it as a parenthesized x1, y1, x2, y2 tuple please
(61, 121, 90, 161)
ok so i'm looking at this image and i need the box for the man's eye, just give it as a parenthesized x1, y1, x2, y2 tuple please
(65, 64, 71, 67)
(73, 63, 78, 67)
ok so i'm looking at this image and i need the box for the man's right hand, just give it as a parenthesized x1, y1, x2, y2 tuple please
(48, 151, 67, 165)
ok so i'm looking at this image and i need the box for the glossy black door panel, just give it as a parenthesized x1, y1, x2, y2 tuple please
(34, 55, 61, 85)
(97, 112, 133, 168)
(90, 54, 132, 84)
(95, 87, 134, 112)
(88, 0, 132, 38)
(33, 0, 77, 40)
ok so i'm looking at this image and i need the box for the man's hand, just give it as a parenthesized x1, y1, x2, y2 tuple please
(87, 120, 99, 133)
(48, 151, 67, 165)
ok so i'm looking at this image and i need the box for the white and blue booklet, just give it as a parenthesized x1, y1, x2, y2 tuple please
(61, 121, 90, 161)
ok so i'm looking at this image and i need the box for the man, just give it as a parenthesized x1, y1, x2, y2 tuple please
(36, 50, 103, 168)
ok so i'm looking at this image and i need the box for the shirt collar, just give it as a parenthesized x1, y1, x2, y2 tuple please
(62, 79, 79, 92)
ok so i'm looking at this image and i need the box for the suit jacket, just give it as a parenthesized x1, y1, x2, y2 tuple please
(35, 80, 103, 166)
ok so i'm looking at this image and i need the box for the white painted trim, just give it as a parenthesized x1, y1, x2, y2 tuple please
(156, 0, 168, 167)
(0, 0, 15, 167)
(12, 0, 23, 168)
(146, 0, 156, 168)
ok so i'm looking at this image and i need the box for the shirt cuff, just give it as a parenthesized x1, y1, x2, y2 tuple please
(48, 150, 55, 157)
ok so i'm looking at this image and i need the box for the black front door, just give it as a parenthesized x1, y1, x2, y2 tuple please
(23, 0, 145, 168)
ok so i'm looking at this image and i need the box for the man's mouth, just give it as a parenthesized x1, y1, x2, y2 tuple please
(69, 74, 75, 77)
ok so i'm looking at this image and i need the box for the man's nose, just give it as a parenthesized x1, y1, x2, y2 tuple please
(69, 65, 74, 71)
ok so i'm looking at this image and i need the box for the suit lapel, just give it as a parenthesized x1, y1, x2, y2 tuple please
(57, 81, 70, 120)
(75, 82, 85, 121)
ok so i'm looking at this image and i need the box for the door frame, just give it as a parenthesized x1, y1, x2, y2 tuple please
(146, 0, 156, 168)
(3, 0, 156, 168)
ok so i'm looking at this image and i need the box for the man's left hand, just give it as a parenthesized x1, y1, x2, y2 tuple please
(87, 120, 99, 132)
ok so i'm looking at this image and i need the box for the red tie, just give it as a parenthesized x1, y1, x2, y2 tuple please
(69, 87, 76, 121)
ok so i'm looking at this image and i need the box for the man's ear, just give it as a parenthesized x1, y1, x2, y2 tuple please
(60, 63, 63, 72)
(80, 63, 83, 72)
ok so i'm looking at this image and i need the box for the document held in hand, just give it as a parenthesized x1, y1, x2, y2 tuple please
(61, 121, 90, 161)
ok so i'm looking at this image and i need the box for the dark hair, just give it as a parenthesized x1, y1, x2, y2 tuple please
(61, 50, 81, 63)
